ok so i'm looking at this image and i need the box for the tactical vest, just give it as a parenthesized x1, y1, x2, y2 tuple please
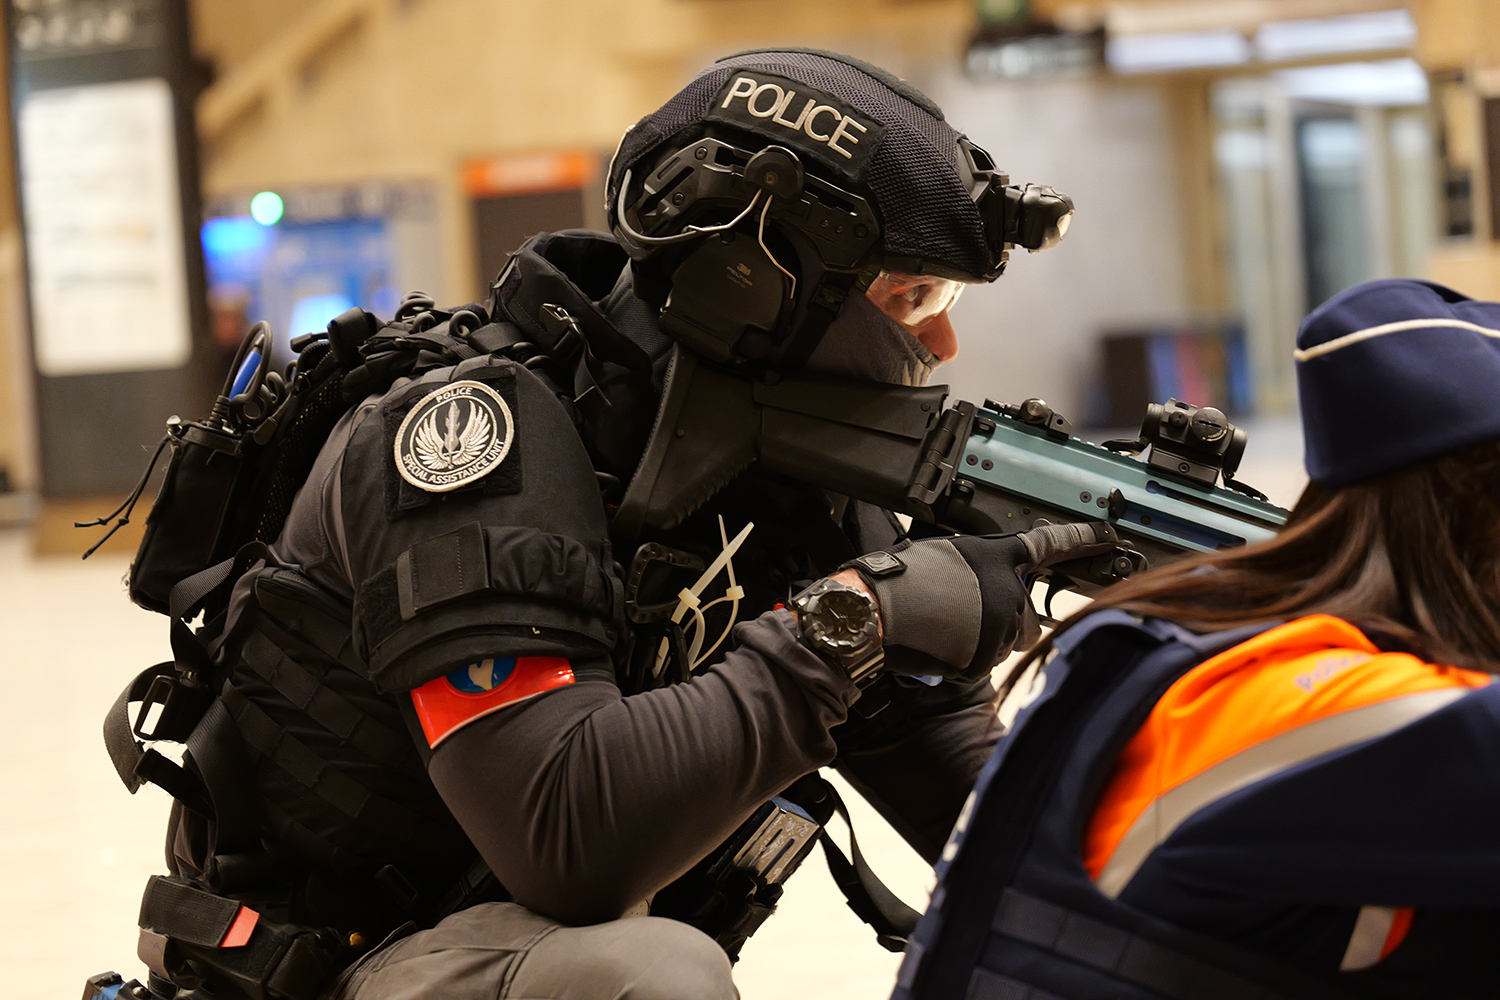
(99, 232, 660, 998)
(892, 610, 1497, 1000)
(102, 230, 912, 1000)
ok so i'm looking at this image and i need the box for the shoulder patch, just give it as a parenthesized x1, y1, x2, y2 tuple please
(394, 380, 514, 493)
(380, 365, 524, 516)
(411, 656, 575, 747)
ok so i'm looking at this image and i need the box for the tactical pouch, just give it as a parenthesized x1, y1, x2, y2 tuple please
(137, 875, 349, 1000)
(123, 335, 350, 620)
(129, 422, 248, 615)
(114, 303, 500, 621)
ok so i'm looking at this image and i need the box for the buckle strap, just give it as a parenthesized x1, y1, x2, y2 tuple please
(816, 778, 922, 952)
(992, 889, 1302, 1000)
(139, 875, 244, 949)
(187, 697, 261, 857)
(105, 664, 175, 793)
(135, 749, 212, 817)
(103, 664, 212, 815)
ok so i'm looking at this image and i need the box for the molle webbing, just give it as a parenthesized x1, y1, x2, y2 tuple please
(219, 611, 427, 873)
(219, 681, 432, 860)
(252, 569, 364, 673)
(989, 890, 1297, 1000)
(237, 631, 411, 770)
(353, 521, 621, 672)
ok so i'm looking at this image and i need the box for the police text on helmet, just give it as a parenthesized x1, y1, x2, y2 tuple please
(720, 76, 870, 159)
(703, 71, 885, 177)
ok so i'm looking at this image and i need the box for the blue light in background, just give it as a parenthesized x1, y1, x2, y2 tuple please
(202, 213, 391, 352)
(251, 191, 285, 226)
(289, 293, 355, 338)
(202, 216, 272, 266)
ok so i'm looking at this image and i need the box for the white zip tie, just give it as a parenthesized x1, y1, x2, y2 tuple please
(692, 518, 747, 670)
(653, 517, 755, 678)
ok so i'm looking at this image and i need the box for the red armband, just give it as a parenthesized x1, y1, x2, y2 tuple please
(411, 656, 574, 747)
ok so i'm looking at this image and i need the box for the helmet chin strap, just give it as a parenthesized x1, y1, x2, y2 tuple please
(773, 271, 856, 373)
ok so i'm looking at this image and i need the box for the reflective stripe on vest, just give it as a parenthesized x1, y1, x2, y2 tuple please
(1340, 905, 1414, 971)
(1093, 687, 1467, 897)
(1087, 615, 1490, 900)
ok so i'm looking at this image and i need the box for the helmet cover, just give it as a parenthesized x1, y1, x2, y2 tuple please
(607, 48, 993, 281)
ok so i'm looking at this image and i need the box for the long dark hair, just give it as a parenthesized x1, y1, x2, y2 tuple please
(1021, 439, 1500, 675)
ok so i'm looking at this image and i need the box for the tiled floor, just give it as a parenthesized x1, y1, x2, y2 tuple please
(2, 418, 1306, 1000)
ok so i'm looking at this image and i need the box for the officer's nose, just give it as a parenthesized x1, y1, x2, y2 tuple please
(910, 309, 959, 364)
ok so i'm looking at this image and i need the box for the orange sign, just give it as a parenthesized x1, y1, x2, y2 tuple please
(461, 150, 597, 197)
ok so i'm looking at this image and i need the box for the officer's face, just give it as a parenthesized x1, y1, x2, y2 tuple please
(865, 272, 964, 363)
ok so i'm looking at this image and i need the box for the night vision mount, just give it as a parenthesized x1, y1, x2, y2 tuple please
(958, 138, 1074, 278)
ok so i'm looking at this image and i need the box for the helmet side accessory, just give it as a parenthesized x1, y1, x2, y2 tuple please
(616, 135, 880, 366)
(607, 49, 1076, 372)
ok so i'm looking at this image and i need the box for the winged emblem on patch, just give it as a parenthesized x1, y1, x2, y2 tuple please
(414, 400, 493, 472)
(393, 379, 514, 492)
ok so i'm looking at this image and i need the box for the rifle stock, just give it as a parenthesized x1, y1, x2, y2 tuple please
(614, 347, 1288, 590)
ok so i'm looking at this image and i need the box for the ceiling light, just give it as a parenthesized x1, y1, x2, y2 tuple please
(1106, 30, 1250, 74)
(1255, 9, 1415, 62)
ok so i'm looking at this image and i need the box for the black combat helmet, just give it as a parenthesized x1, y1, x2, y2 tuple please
(606, 48, 1073, 370)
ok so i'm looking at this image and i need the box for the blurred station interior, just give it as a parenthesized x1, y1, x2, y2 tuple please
(2, 2, 1499, 997)
(0, 0, 1498, 548)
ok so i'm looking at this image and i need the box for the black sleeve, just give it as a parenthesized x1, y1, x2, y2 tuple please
(427, 611, 859, 925)
(831, 675, 1001, 862)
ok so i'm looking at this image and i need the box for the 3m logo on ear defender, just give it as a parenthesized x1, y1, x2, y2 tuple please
(705, 72, 886, 177)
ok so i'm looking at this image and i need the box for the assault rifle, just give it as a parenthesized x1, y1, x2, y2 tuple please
(614, 348, 1288, 600)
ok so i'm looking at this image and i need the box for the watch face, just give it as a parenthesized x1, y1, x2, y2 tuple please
(803, 585, 878, 658)
(813, 590, 872, 647)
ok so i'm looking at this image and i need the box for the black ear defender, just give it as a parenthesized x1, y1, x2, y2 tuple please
(658, 145, 811, 364)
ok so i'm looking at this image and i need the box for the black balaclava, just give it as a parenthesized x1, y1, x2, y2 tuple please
(803, 290, 940, 387)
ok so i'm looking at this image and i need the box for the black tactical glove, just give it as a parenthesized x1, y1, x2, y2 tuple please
(846, 522, 1117, 682)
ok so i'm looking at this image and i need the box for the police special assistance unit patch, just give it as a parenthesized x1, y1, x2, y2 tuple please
(411, 656, 575, 747)
(393, 380, 514, 493)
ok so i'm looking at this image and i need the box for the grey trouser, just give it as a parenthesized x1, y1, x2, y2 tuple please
(330, 902, 739, 1000)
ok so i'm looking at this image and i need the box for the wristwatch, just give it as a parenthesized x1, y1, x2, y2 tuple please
(790, 578, 884, 683)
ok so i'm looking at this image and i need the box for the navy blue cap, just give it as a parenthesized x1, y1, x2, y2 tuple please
(1296, 278, 1500, 486)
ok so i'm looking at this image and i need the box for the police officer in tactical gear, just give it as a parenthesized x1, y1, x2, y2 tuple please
(114, 49, 1079, 1000)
